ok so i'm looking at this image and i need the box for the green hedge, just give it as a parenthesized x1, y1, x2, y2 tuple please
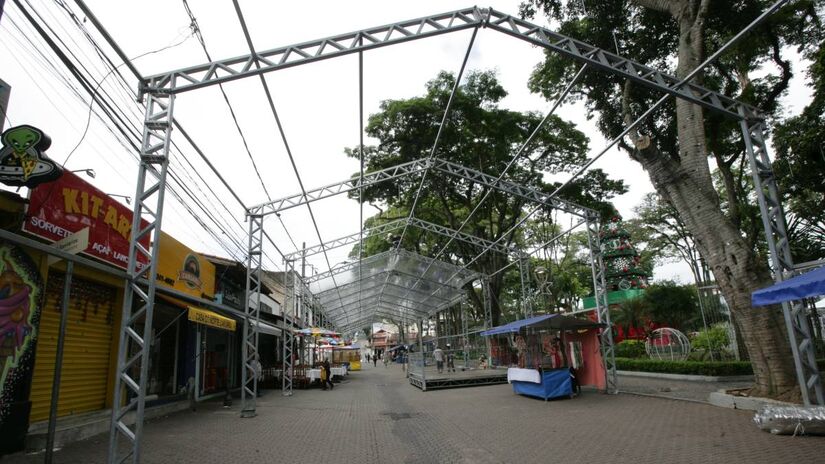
(615, 340, 647, 358)
(616, 358, 825, 377)
(615, 358, 753, 376)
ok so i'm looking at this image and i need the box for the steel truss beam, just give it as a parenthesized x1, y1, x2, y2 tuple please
(324, 292, 441, 318)
(315, 268, 463, 297)
(241, 215, 263, 417)
(585, 215, 617, 393)
(109, 91, 174, 464)
(329, 291, 467, 324)
(319, 279, 452, 307)
(740, 114, 823, 405)
(252, 157, 593, 220)
(285, 216, 520, 261)
(282, 260, 297, 396)
(518, 254, 533, 317)
(144, 7, 752, 121)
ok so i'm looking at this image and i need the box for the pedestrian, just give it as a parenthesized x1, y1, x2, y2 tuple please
(321, 358, 334, 390)
(383, 354, 389, 368)
(446, 344, 455, 373)
(366, 353, 371, 363)
(433, 345, 445, 373)
(373, 353, 378, 367)
(251, 353, 263, 397)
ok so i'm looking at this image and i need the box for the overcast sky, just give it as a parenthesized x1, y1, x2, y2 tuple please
(0, 0, 814, 284)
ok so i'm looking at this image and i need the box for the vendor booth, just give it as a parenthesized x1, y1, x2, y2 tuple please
(332, 346, 361, 371)
(481, 314, 607, 401)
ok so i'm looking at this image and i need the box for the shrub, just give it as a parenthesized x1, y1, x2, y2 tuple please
(615, 357, 753, 376)
(615, 340, 647, 358)
(691, 323, 730, 352)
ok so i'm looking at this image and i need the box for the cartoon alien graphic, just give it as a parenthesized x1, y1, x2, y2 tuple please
(0, 262, 33, 357)
(0, 125, 62, 187)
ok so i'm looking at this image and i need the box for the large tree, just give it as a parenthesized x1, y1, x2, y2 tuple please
(522, 0, 823, 400)
(348, 70, 626, 326)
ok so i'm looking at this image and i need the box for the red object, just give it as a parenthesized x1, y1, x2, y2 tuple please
(23, 170, 149, 270)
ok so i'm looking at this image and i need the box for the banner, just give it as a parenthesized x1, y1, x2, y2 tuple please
(23, 170, 149, 271)
(156, 232, 215, 299)
(187, 306, 236, 332)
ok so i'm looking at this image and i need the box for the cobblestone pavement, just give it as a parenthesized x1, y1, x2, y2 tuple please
(618, 374, 752, 402)
(10, 364, 824, 464)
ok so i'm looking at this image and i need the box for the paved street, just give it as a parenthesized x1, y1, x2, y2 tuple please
(11, 364, 824, 464)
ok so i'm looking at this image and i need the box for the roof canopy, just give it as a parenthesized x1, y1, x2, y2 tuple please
(308, 249, 480, 330)
(752, 266, 825, 306)
(481, 314, 605, 336)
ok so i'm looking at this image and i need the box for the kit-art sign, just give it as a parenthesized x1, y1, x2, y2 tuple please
(23, 170, 149, 271)
(0, 125, 62, 188)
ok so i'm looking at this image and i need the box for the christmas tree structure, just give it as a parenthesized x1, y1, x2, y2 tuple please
(600, 215, 649, 291)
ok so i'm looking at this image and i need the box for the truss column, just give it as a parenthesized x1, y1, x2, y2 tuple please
(585, 215, 617, 394)
(482, 277, 493, 367)
(282, 260, 296, 396)
(241, 214, 263, 417)
(461, 301, 469, 369)
(740, 114, 824, 405)
(518, 254, 533, 318)
(108, 89, 175, 464)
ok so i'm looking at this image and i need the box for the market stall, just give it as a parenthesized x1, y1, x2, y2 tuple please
(332, 346, 361, 371)
(481, 314, 607, 401)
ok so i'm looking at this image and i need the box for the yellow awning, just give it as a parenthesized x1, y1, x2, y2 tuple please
(187, 306, 236, 331)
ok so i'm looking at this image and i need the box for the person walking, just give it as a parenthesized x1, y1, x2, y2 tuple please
(433, 345, 445, 373)
(383, 354, 389, 368)
(321, 358, 334, 390)
(446, 344, 456, 373)
(373, 353, 378, 367)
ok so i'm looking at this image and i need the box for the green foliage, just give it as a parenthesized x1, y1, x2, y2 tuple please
(345, 70, 627, 324)
(642, 281, 700, 330)
(612, 297, 651, 333)
(615, 358, 754, 376)
(691, 323, 730, 352)
(614, 340, 647, 358)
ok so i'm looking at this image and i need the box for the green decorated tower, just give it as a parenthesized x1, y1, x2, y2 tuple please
(600, 215, 649, 291)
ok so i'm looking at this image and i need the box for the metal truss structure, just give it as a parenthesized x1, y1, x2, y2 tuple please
(585, 214, 617, 393)
(108, 91, 174, 464)
(105, 1, 818, 460)
(518, 255, 533, 318)
(740, 116, 824, 405)
(241, 215, 264, 416)
(281, 259, 297, 396)
(408, 370, 508, 391)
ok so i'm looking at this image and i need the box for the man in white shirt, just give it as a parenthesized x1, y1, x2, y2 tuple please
(433, 346, 445, 373)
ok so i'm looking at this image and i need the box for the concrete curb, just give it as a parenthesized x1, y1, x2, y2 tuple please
(708, 389, 796, 411)
(617, 370, 753, 383)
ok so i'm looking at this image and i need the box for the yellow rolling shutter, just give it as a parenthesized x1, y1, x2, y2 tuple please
(29, 272, 118, 423)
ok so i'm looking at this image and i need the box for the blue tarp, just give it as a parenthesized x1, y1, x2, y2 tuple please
(752, 266, 825, 306)
(480, 314, 604, 336)
(480, 315, 557, 336)
(511, 369, 573, 401)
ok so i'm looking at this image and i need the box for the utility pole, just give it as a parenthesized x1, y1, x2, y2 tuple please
(0, 78, 10, 133)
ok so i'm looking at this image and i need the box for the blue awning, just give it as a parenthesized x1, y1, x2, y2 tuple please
(480, 314, 604, 336)
(752, 266, 825, 306)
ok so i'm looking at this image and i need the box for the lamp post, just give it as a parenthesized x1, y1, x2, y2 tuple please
(70, 168, 96, 178)
(533, 265, 552, 313)
(106, 193, 131, 205)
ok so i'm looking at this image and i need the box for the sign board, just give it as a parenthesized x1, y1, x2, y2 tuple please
(156, 232, 215, 299)
(24, 170, 150, 270)
(46, 227, 89, 266)
(0, 125, 63, 188)
(187, 306, 236, 332)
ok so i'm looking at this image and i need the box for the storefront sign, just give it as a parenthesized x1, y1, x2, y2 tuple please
(23, 170, 149, 271)
(187, 306, 236, 331)
(0, 125, 63, 188)
(46, 227, 89, 267)
(156, 232, 215, 299)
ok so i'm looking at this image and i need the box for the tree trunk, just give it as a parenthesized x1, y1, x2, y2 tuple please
(620, 0, 800, 401)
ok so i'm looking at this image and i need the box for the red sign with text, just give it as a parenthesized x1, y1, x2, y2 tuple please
(23, 171, 149, 270)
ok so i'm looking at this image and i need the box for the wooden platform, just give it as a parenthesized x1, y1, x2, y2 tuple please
(408, 367, 507, 391)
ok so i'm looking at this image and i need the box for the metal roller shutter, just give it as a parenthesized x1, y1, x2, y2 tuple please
(28, 272, 118, 422)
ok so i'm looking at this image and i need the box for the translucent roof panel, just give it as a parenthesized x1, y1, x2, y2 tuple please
(306, 249, 479, 329)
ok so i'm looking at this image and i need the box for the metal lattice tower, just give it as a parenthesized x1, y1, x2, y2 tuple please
(740, 113, 823, 405)
(282, 260, 296, 396)
(241, 214, 263, 417)
(108, 90, 175, 464)
(585, 214, 617, 394)
(518, 254, 533, 318)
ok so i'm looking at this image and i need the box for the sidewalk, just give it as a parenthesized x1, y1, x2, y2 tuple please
(618, 373, 752, 403)
(10, 362, 823, 463)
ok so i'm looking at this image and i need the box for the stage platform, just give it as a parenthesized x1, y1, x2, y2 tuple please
(408, 367, 508, 391)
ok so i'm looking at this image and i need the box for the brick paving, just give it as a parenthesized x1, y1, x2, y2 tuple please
(617, 374, 753, 402)
(10, 364, 824, 464)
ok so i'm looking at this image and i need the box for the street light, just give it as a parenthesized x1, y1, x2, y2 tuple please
(70, 168, 96, 178)
(533, 265, 553, 313)
(107, 193, 131, 205)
